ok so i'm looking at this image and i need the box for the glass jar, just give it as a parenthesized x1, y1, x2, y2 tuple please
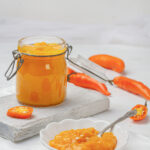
(9, 36, 69, 106)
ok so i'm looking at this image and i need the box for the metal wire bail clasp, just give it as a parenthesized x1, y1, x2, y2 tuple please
(5, 50, 24, 80)
(66, 44, 73, 59)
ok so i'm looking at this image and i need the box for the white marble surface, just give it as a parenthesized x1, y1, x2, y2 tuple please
(0, 18, 150, 149)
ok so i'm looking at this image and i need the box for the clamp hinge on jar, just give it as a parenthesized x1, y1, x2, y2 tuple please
(66, 45, 113, 84)
(5, 50, 24, 80)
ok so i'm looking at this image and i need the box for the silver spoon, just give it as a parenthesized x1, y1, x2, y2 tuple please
(98, 109, 137, 136)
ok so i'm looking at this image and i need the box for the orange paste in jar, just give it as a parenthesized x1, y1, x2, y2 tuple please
(16, 42, 67, 106)
(49, 128, 117, 150)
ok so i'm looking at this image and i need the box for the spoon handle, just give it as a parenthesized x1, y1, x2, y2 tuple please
(99, 109, 137, 136)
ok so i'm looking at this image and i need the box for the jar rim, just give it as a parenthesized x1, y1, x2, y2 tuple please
(19, 35, 66, 46)
(18, 35, 67, 57)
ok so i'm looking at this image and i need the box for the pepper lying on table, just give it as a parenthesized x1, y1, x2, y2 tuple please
(89, 54, 125, 73)
(113, 76, 150, 100)
(67, 68, 111, 96)
(130, 103, 148, 121)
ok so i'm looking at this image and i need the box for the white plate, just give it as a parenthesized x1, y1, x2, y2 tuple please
(40, 119, 128, 150)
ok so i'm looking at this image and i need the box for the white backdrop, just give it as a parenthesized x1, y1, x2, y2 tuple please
(0, 1, 150, 149)
(0, 0, 150, 24)
(0, 0, 150, 47)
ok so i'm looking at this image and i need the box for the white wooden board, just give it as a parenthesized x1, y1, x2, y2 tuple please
(0, 83, 109, 142)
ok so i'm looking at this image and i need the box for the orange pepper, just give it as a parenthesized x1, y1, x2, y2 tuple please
(130, 104, 148, 121)
(113, 76, 150, 100)
(68, 72, 111, 96)
(7, 106, 33, 119)
(67, 67, 76, 75)
(89, 54, 125, 73)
